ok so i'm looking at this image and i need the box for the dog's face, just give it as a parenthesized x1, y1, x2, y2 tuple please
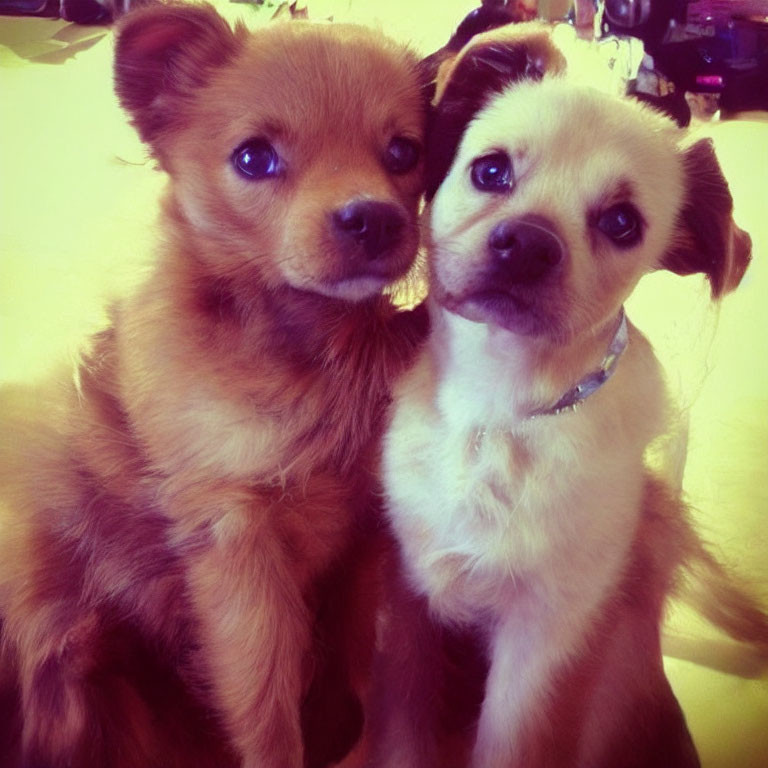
(115, 5, 425, 302)
(426, 32, 750, 343)
(429, 78, 685, 341)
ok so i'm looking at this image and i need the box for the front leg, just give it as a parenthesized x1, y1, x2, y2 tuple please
(184, 505, 311, 768)
(472, 594, 600, 768)
(368, 584, 443, 768)
(367, 560, 484, 768)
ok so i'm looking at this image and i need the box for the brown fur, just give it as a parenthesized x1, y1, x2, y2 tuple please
(0, 4, 428, 767)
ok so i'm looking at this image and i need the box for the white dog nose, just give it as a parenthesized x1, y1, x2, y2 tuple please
(487, 219, 563, 284)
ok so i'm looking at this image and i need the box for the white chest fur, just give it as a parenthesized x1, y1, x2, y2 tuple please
(383, 312, 666, 627)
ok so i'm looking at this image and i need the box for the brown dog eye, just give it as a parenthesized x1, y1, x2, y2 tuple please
(232, 139, 282, 180)
(471, 153, 513, 192)
(384, 137, 420, 174)
(597, 203, 642, 248)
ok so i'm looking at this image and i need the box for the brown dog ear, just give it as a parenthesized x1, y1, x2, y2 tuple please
(114, 2, 243, 148)
(662, 139, 752, 298)
(419, 4, 521, 105)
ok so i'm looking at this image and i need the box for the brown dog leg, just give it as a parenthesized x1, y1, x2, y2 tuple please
(183, 504, 311, 768)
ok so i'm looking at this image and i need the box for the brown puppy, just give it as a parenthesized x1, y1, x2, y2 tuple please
(368, 23, 764, 768)
(0, 4, 427, 767)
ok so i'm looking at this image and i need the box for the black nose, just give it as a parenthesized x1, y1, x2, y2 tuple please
(487, 219, 563, 284)
(332, 201, 405, 259)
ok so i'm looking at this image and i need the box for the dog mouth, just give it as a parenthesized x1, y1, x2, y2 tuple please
(317, 245, 417, 300)
(433, 215, 566, 335)
(316, 274, 391, 301)
(447, 288, 527, 315)
(284, 204, 418, 301)
(440, 288, 552, 336)
(278, 232, 417, 302)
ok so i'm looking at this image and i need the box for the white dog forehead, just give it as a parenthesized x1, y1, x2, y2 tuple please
(435, 78, 685, 233)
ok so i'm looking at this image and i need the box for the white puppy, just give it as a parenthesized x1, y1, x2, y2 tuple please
(368, 25, 758, 768)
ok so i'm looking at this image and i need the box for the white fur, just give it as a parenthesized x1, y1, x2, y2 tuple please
(385, 308, 665, 765)
(382, 78, 685, 765)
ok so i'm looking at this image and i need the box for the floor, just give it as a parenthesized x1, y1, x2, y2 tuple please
(1, 2, 767, 765)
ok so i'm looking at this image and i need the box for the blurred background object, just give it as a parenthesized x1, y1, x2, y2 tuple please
(600, 0, 768, 121)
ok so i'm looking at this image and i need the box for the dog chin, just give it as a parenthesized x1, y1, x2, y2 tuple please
(311, 275, 390, 302)
(442, 290, 549, 337)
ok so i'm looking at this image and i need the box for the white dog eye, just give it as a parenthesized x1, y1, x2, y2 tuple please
(471, 153, 513, 192)
(232, 139, 282, 180)
(597, 203, 642, 248)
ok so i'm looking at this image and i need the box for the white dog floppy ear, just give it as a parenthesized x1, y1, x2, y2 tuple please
(425, 24, 566, 200)
(662, 138, 751, 297)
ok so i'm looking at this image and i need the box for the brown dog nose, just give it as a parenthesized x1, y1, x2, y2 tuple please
(488, 219, 563, 284)
(332, 201, 405, 259)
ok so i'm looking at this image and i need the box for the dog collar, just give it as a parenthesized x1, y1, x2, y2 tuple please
(527, 308, 628, 419)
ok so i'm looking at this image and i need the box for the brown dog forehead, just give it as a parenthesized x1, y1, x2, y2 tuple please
(208, 24, 425, 134)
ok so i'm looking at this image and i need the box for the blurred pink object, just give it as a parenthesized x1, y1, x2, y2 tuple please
(574, 0, 596, 36)
(518, 0, 539, 19)
(687, 0, 768, 25)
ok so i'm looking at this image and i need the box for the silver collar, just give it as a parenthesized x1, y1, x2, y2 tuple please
(527, 308, 629, 420)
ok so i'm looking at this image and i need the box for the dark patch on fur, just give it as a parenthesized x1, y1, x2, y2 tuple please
(437, 621, 490, 736)
(419, 4, 521, 104)
(663, 139, 751, 297)
(367, 547, 490, 764)
(21, 617, 237, 768)
(450, 5, 521, 53)
(31, 656, 69, 724)
(0, 633, 22, 768)
(8, 458, 232, 766)
(197, 278, 245, 325)
(301, 530, 372, 768)
(261, 284, 427, 379)
(97, 616, 238, 768)
(283, 300, 430, 476)
(14, 493, 235, 767)
(426, 41, 545, 200)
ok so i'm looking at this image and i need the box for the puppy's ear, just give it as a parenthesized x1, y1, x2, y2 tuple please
(662, 139, 751, 298)
(114, 2, 243, 148)
(425, 26, 565, 200)
(419, 4, 520, 103)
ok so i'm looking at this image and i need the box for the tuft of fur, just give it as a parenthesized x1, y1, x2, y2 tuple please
(0, 4, 428, 767)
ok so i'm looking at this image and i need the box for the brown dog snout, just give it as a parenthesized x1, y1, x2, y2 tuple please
(332, 200, 405, 260)
(487, 218, 563, 285)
